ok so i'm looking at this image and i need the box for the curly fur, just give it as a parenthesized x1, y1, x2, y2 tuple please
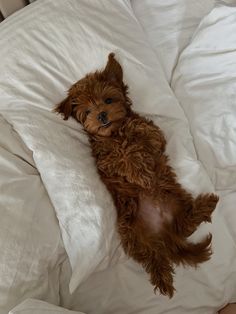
(55, 53, 219, 297)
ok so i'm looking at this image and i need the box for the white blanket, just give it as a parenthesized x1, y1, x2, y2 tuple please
(0, 0, 236, 313)
(172, 2, 236, 192)
(0, 115, 66, 314)
(131, 0, 214, 81)
(9, 299, 85, 314)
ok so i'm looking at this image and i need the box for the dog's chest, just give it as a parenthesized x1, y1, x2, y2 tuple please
(97, 135, 132, 161)
(92, 132, 143, 176)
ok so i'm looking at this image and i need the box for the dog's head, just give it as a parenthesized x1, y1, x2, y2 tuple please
(55, 53, 131, 136)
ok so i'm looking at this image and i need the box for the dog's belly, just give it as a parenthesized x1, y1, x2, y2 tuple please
(138, 196, 173, 232)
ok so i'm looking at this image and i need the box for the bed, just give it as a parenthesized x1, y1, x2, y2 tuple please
(0, 0, 236, 313)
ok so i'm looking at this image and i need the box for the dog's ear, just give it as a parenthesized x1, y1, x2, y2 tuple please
(54, 95, 75, 120)
(103, 53, 123, 84)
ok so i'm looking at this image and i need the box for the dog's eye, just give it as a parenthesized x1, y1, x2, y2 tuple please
(104, 98, 113, 104)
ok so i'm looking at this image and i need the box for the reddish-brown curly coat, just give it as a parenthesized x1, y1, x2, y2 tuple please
(55, 53, 219, 297)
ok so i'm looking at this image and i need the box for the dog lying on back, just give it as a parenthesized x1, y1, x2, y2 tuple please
(55, 53, 218, 297)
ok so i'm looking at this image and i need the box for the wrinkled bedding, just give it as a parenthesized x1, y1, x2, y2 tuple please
(0, 0, 236, 313)
(131, 0, 215, 81)
(9, 299, 85, 314)
(0, 115, 66, 313)
(172, 2, 236, 192)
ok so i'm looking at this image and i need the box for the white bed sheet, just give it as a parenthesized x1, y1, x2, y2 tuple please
(131, 0, 215, 82)
(0, 0, 236, 313)
(9, 299, 86, 314)
(172, 2, 236, 193)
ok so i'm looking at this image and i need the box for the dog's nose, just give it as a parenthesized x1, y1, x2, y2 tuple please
(97, 111, 108, 124)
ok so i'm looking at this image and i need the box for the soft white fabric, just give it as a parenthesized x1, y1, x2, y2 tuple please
(0, 115, 66, 314)
(131, 0, 215, 81)
(9, 299, 85, 314)
(0, 0, 214, 298)
(172, 2, 236, 192)
(0, 0, 236, 313)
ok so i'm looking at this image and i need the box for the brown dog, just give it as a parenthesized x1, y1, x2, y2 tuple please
(55, 53, 218, 297)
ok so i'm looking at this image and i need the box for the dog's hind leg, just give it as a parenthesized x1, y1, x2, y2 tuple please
(116, 196, 175, 298)
(171, 192, 219, 238)
(137, 194, 213, 271)
(119, 223, 176, 298)
(155, 161, 219, 238)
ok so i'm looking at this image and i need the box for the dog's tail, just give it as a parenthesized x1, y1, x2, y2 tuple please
(164, 233, 212, 267)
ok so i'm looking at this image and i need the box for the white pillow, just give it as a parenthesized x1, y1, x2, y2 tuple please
(0, 0, 214, 295)
(172, 2, 236, 192)
(131, 0, 215, 81)
(0, 116, 65, 314)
